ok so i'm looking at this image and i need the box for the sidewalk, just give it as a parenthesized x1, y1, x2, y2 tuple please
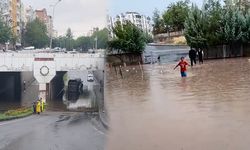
(93, 70, 109, 129)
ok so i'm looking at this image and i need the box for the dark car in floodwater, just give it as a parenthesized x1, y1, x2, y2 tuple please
(67, 79, 83, 101)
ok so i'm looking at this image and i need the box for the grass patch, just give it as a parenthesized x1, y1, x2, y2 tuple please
(0, 107, 33, 121)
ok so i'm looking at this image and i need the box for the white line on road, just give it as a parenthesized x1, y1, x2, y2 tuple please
(92, 126, 105, 135)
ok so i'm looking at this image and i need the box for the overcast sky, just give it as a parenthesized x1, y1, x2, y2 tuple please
(22, 0, 107, 37)
(22, 0, 202, 37)
(108, 0, 203, 17)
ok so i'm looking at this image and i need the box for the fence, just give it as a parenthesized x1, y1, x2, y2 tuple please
(203, 44, 247, 59)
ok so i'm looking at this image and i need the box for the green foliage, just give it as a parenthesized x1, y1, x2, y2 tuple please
(108, 21, 146, 54)
(10, 33, 18, 48)
(0, 17, 11, 44)
(65, 28, 73, 51)
(144, 32, 154, 43)
(91, 28, 109, 49)
(242, 13, 250, 42)
(0, 107, 33, 121)
(219, 6, 245, 44)
(66, 28, 73, 39)
(184, 5, 207, 48)
(203, 0, 223, 45)
(163, 0, 190, 32)
(74, 36, 94, 51)
(53, 28, 108, 51)
(184, 0, 250, 49)
(24, 18, 49, 48)
(152, 9, 165, 35)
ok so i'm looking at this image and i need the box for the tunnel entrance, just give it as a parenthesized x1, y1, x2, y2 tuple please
(0, 70, 102, 112)
(46, 71, 67, 111)
(0, 72, 21, 112)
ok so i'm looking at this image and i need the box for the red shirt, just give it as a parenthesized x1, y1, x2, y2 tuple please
(178, 61, 188, 72)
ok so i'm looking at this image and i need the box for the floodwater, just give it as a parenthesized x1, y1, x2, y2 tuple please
(106, 58, 250, 150)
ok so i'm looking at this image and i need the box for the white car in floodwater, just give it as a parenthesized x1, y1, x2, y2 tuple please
(87, 73, 94, 82)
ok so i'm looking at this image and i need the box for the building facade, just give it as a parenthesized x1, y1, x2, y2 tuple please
(0, 0, 19, 35)
(25, 5, 35, 23)
(35, 8, 53, 37)
(108, 12, 152, 38)
(0, 0, 35, 46)
(0, 1, 54, 47)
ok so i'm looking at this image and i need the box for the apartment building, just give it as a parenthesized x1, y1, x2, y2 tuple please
(35, 8, 53, 36)
(0, 0, 20, 36)
(108, 12, 152, 38)
(25, 5, 35, 23)
(0, 0, 36, 45)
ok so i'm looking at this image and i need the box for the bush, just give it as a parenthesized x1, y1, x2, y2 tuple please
(0, 107, 33, 121)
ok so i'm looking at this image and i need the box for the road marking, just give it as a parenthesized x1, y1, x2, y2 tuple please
(92, 126, 105, 135)
(0, 116, 32, 126)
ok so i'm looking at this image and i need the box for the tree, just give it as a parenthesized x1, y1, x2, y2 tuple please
(144, 32, 154, 43)
(203, 0, 223, 45)
(219, 6, 245, 56)
(24, 18, 49, 48)
(163, 0, 190, 32)
(0, 17, 11, 44)
(184, 1, 248, 57)
(91, 28, 109, 49)
(152, 9, 165, 35)
(242, 13, 250, 42)
(65, 28, 74, 51)
(10, 33, 18, 50)
(184, 5, 207, 49)
(220, 7, 245, 45)
(66, 28, 73, 39)
(74, 36, 94, 51)
(108, 21, 146, 55)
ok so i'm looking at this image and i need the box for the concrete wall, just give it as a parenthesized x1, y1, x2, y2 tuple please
(107, 53, 142, 66)
(49, 72, 66, 101)
(20, 71, 39, 106)
(93, 70, 104, 112)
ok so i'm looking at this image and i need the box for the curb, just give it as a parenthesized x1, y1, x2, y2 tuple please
(0, 113, 33, 122)
(99, 110, 109, 130)
(92, 71, 109, 129)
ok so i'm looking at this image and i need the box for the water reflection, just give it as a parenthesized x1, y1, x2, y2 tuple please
(106, 58, 250, 150)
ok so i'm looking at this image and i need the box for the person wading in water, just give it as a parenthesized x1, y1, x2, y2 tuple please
(174, 57, 191, 77)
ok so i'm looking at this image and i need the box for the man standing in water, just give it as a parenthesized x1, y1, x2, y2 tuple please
(198, 48, 204, 64)
(189, 48, 196, 67)
(174, 57, 191, 77)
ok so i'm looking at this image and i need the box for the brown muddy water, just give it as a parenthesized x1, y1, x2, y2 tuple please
(106, 58, 250, 150)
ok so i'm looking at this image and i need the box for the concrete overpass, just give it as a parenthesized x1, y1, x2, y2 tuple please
(0, 51, 104, 102)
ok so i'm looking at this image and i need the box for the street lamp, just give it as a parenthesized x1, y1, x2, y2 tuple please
(50, 0, 62, 49)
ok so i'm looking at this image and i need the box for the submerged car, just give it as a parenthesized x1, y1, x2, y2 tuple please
(67, 79, 83, 101)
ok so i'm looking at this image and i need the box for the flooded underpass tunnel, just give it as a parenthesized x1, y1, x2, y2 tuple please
(0, 70, 103, 112)
(0, 72, 21, 112)
(49, 70, 103, 111)
(47, 71, 67, 111)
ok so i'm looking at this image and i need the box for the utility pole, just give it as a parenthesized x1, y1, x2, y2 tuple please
(95, 36, 98, 50)
(50, 0, 62, 49)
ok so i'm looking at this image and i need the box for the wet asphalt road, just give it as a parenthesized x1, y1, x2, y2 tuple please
(0, 112, 106, 150)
